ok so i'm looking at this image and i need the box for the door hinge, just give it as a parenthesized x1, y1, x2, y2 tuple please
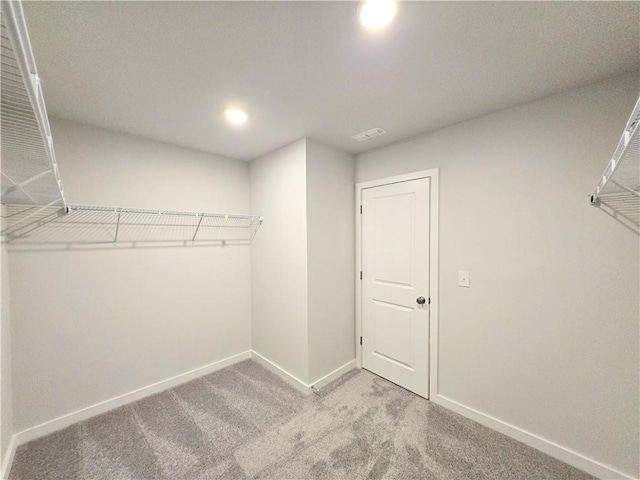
(360, 336, 363, 345)
(360, 271, 362, 280)
(360, 205, 362, 214)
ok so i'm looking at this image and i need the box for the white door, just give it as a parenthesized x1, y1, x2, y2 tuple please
(361, 177, 430, 398)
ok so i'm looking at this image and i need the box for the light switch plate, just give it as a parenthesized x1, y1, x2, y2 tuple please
(458, 271, 470, 287)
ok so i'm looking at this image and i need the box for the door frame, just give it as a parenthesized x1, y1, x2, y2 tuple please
(355, 169, 439, 399)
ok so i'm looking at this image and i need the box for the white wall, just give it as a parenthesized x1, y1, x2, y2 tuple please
(0, 209, 13, 470)
(9, 119, 252, 431)
(250, 139, 309, 382)
(356, 72, 639, 477)
(250, 139, 355, 385)
(306, 140, 355, 384)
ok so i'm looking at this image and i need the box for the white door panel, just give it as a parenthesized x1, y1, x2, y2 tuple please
(372, 300, 414, 368)
(362, 178, 430, 397)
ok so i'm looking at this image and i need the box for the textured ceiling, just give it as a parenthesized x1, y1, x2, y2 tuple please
(23, 1, 640, 161)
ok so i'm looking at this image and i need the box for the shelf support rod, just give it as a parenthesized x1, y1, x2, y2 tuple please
(114, 210, 121, 243)
(1, 169, 52, 198)
(1, 172, 38, 205)
(192, 214, 203, 242)
(249, 217, 263, 243)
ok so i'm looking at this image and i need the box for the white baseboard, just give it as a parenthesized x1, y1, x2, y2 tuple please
(310, 360, 356, 390)
(249, 351, 356, 395)
(7, 350, 356, 478)
(432, 394, 636, 480)
(7, 352, 633, 480)
(250, 351, 311, 394)
(8, 353, 632, 480)
(13, 351, 252, 447)
(1, 434, 17, 480)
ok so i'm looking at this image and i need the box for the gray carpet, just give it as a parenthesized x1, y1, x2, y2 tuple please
(10, 360, 595, 479)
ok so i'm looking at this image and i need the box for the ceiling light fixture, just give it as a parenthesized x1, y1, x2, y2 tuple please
(359, 0, 397, 30)
(224, 108, 248, 125)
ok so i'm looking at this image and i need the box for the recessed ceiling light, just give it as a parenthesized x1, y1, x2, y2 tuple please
(359, 0, 397, 30)
(224, 108, 248, 125)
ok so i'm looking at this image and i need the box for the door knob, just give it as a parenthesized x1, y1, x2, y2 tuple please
(416, 296, 426, 305)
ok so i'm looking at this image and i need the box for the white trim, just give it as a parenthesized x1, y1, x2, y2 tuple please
(428, 172, 440, 397)
(8, 349, 358, 466)
(4, 351, 359, 477)
(6, 347, 625, 480)
(250, 351, 311, 394)
(1, 434, 17, 480)
(251, 351, 356, 395)
(355, 169, 439, 190)
(355, 184, 363, 370)
(432, 394, 636, 480)
(13, 351, 251, 447)
(355, 169, 635, 479)
(355, 169, 440, 399)
(310, 360, 356, 390)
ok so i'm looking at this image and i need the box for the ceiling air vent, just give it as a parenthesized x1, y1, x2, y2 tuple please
(352, 127, 386, 142)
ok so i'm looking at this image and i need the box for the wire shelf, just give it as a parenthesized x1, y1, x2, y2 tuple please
(1, 1, 66, 209)
(0, 2, 263, 247)
(2, 204, 263, 245)
(590, 96, 640, 206)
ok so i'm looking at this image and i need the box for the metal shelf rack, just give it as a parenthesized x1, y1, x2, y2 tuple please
(589, 96, 640, 226)
(2, 204, 263, 245)
(1, 0, 66, 211)
(1, 1, 263, 246)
